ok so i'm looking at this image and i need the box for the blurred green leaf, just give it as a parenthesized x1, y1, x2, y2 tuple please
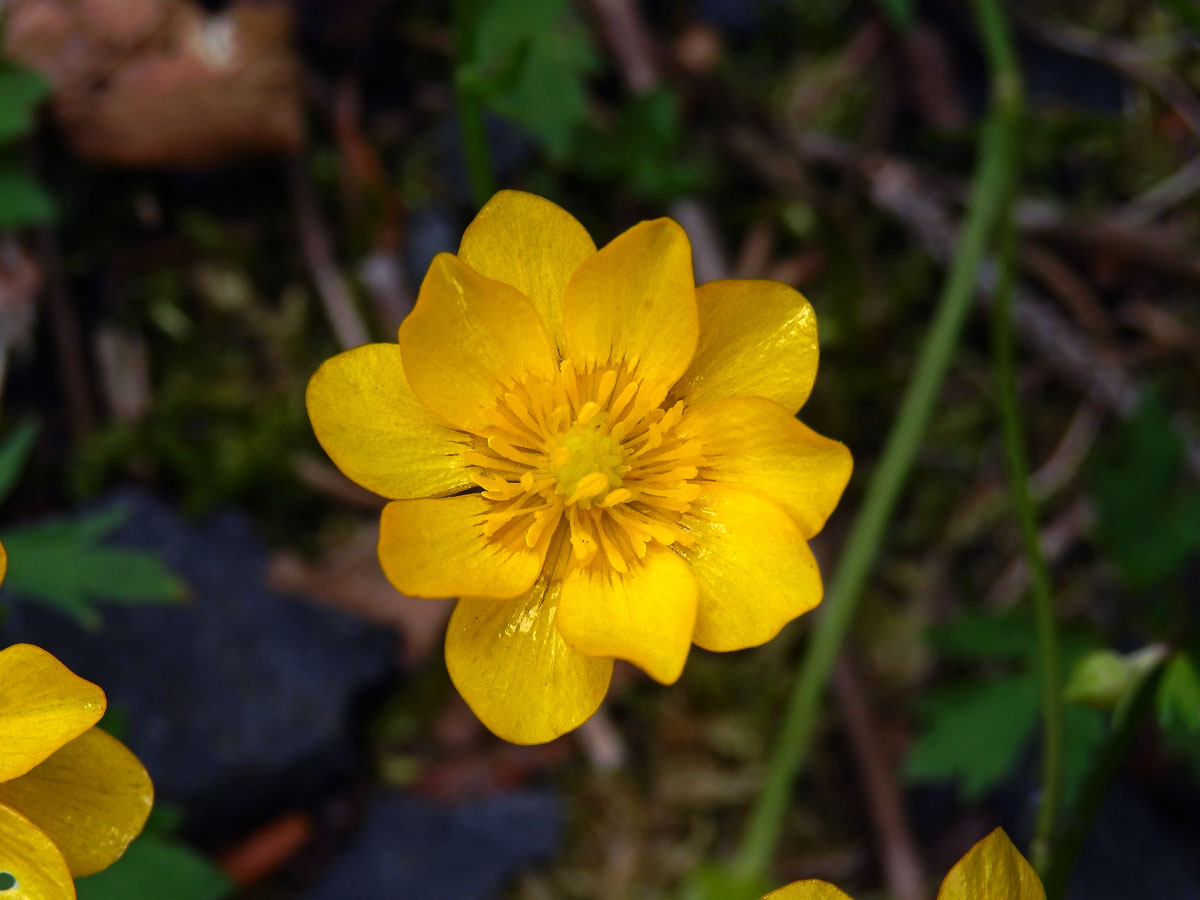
(1157, 652, 1200, 734)
(906, 673, 1039, 800)
(472, 0, 597, 159)
(0, 419, 39, 506)
(0, 65, 49, 144)
(75, 804, 231, 900)
(573, 90, 706, 204)
(928, 610, 1035, 661)
(0, 166, 55, 228)
(0, 506, 185, 628)
(1090, 393, 1200, 590)
(907, 614, 1104, 802)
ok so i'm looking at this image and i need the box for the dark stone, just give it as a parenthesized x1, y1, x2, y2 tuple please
(1067, 783, 1200, 900)
(303, 790, 561, 900)
(0, 488, 396, 835)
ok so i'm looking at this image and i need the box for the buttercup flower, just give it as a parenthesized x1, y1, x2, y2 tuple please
(760, 828, 1045, 900)
(0, 546, 153, 899)
(307, 191, 851, 743)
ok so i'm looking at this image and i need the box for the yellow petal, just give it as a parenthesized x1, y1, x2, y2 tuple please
(306, 343, 474, 499)
(458, 190, 596, 350)
(675, 280, 820, 414)
(562, 218, 698, 387)
(0, 727, 152, 877)
(678, 486, 823, 652)
(0, 645, 106, 782)
(760, 881, 855, 900)
(679, 397, 852, 540)
(445, 540, 613, 744)
(0, 803, 74, 900)
(0, 539, 7, 586)
(557, 548, 697, 684)
(936, 828, 1046, 900)
(398, 253, 559, 434)
(378, 496, 549, 600)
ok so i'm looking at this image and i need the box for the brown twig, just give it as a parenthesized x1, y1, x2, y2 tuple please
(287, 156, 371, 350)
(729, 127, 1200, 477)
(833, 655, 927, 900)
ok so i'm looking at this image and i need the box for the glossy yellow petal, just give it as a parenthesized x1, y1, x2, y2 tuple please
(679, 397, 852, 540)
(557, 548, 697, 684)
(445, 541, 613, 744)
(458, 190, 596, 350)
(760, 881, 855, 900)
(0, 645, 106, 783)
(378, 496, 549, 600)
(398, 253, 559, 434)
(562, 218, 698, 387)
(0, 803, 74, 900)
(674, 280, 820, 414)
(0, 539, 7, 586)
(306, 343, 474, 499)
(0, 728, 152, 877)
(678, 486, 822, 652)
(937, 829, 1045, 900)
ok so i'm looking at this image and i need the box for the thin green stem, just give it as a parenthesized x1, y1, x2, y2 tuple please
(1042, 664, 1164, 899)
(993, 157, 1063, 874)
(981, 9, 1064, 871)
(732, 3, 1023, 877)
(452, 0, 494, 207)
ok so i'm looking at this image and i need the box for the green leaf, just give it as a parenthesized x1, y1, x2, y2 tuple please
(0, 66, 50, 144)
(905, 673, 1040, 800)
(0, 506, 185, 628)
(472, 0, 598, 159)
(1090, 393, 1200, 590)
(1157, 652, 1200, 734)
(1062, 703, 1105, 808)
(928, 610, 1036, 661)
(677, 863, 769, 900)
(75, 835, 232, 900)
(572, 90, 706, 204)
(0, 166, 55, 228)
(0, 419, 39, 506)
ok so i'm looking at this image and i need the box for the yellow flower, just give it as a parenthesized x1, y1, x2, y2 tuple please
(761, 829, 1045, 900)
(307, 191, 852, 744)
(0, 549, 153, 900)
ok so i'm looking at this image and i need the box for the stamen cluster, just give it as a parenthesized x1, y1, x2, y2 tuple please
(467, 360, 705, 571)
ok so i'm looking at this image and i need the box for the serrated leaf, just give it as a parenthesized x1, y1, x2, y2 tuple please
(0, 419, 39, 506)
(75, 835, 232, 900)
(472, 0, 597, 159)
(1090, 393, 1200, 589)
(905, 674, 1040, 800)
(0, 166, 55, 228)
(0, 66, 50, 144)
(0, 506, 184, 628)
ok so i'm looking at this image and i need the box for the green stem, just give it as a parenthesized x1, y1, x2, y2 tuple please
(1042, 664, 1164, 900)
(452, 0, 494, 207)
(732, 2, 1023, 878)
(982, 11, 1064, 873)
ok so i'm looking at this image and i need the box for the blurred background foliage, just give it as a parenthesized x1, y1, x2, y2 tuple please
(1, 0, 1199, 897)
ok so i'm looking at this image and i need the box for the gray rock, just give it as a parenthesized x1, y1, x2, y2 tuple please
(304, 790, 561, 900)
(1, 488, 396, 828)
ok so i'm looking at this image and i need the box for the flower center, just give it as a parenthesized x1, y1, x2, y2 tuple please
(464, 360, 705, 571)
(549, 421, 624, 504)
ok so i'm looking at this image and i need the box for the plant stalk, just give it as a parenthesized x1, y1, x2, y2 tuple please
(732, 0, 1024, 877)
